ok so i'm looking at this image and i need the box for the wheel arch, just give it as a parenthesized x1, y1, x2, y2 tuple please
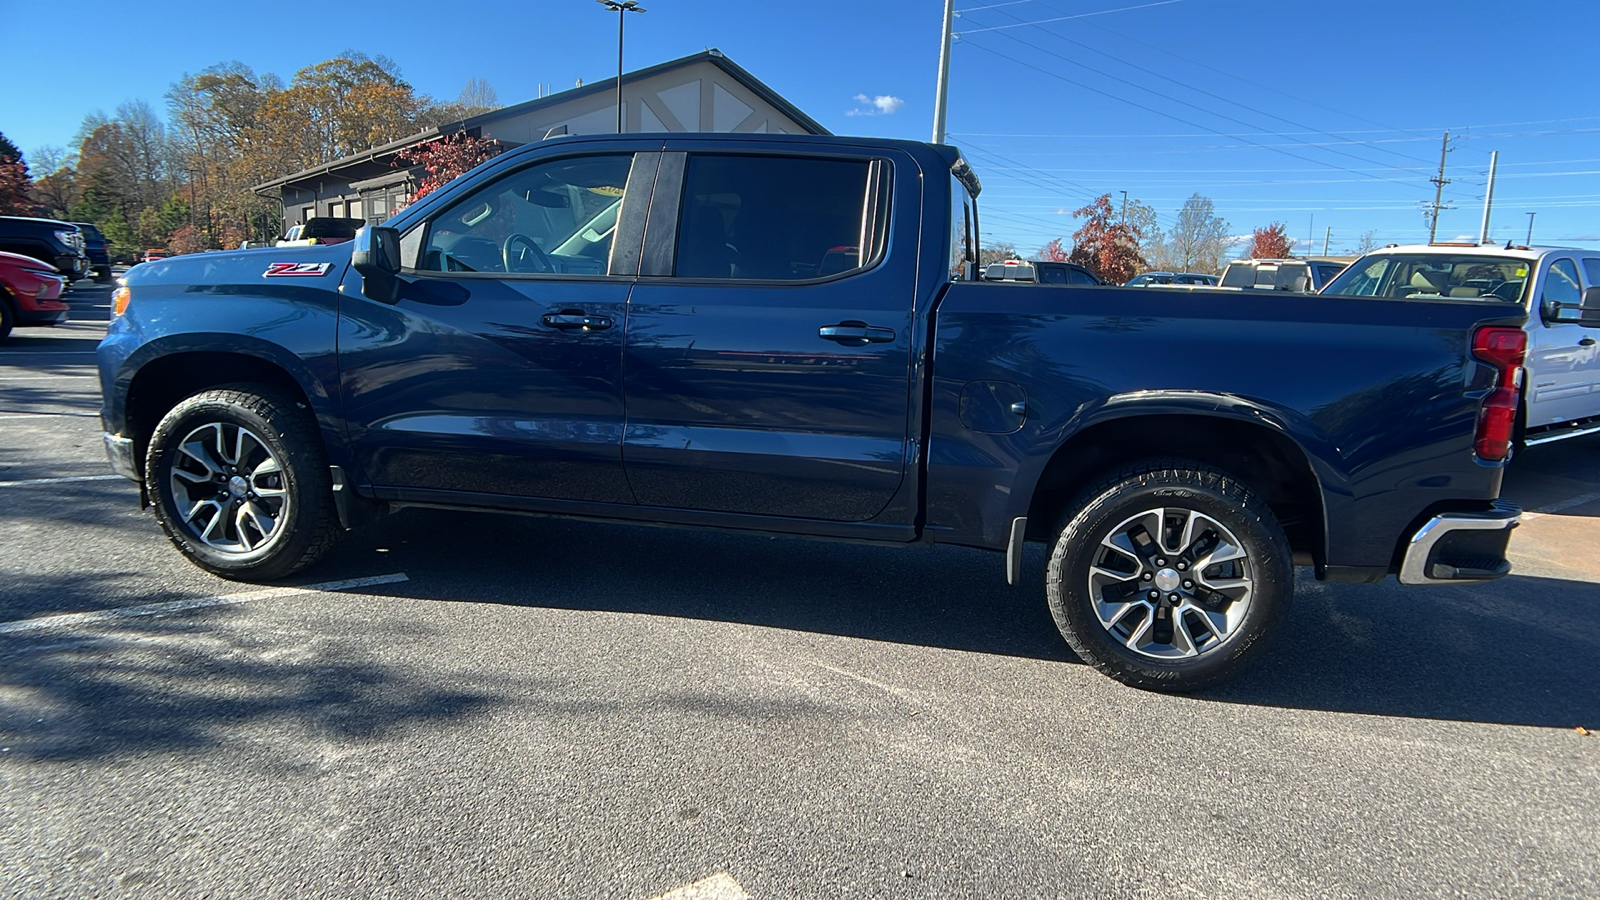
(1021, 400, 1337, 567)
(117, 340, 344, 480)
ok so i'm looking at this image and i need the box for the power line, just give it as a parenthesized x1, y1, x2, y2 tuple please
(968, 2, 1433, 169)
(959, 12, 1433, 177)
(955, 0, 1185, 32)
(959, 38, 1424, 189)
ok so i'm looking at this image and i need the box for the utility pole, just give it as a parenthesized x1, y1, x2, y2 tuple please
(1526, 212, 1536, 246)
(932, 0, 955, 143)
(598, 0, 646, 134)
(1119, 190, 1128, 224)
(1478, 150, 1499, 244)
(1323, 226, 1331, 256)
(1427, 130, 1453, 244)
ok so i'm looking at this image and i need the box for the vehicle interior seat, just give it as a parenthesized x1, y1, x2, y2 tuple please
(1407, 270, 1450, 295)
(1273, 267, 1309, 291)
(1449, 287, 1485, 298)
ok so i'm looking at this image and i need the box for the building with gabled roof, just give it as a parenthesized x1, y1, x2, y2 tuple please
(251, 49, 827, 237)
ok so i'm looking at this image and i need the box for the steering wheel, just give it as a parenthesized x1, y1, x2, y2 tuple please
(502, 233, 553, 273)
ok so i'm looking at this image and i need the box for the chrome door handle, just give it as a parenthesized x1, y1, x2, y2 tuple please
(542, 311, 613, 332)
(819, 321, 896, 345)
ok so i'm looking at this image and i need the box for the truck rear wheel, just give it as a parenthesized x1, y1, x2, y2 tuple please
(146, 385, 339, 580)
(1046, 460, 1292, 692)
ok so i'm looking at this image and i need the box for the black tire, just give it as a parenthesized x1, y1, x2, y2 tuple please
(0, 293, 14, 341)
(1046, 460, 1292, 692)
(146, 384, 339, 580)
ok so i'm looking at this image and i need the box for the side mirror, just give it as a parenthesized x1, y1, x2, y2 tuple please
(1545, 286, 1600, 327)
(351, 225, 401, 303)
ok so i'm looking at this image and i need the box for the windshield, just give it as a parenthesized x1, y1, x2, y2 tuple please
(1324, 254, 1530, 302)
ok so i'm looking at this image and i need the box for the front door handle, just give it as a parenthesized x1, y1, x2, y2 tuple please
(818, 321, 896, 345)
(542, 310, 613, 332)
(1580, 337, 1596, 347)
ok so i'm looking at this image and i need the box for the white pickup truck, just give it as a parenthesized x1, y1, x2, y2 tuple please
(1323, 243, 1600, 446)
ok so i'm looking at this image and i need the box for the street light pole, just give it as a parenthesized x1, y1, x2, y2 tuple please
(598, 0, 646, 134)
(1526, 211, 1536, 246)
(932, 0, 955, 144)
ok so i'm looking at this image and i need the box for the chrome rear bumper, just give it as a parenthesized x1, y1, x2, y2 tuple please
(1398, 501, 1520, 585)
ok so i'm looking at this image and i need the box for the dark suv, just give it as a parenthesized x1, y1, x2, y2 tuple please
(74, 222, 113, 282)
(0, 216, 89, 282)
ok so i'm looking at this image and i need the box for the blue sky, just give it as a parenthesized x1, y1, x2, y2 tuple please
(3, 0, 1597, 255)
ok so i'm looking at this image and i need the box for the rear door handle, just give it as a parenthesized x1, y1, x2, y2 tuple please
(818, 321, 896, 345)
(542, 311, 613, 332)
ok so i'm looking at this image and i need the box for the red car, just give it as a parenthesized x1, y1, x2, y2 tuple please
(0, 250, 69, 341)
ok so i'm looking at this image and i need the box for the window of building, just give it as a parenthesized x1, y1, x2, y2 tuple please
(674, 155, 885, 281)
(348, 199, 365, 222)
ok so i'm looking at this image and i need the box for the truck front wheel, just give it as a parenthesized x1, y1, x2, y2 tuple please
(146, 385, 339, 580)
(1046, 461, 1292, 692)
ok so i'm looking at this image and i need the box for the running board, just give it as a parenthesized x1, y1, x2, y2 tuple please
(1525, 421, 1600, 446)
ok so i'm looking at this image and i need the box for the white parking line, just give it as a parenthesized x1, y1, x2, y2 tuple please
(0, 573, 411, 636)
(0, 374, 99, 380)
(0, 475, 124, 488)
(1533, 490, 1600, 515)
(0, 412, 99, 420)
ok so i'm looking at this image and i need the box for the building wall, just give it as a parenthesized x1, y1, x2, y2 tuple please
(269, 59, 815, 236)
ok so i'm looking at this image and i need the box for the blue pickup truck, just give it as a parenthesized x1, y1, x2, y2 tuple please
(97, 134, 1549, 690)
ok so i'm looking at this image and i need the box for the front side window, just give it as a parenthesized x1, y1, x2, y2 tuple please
(1544, 258, 1583, 310)
(418, 154, 634, 275)
(674, 155, 882, 281)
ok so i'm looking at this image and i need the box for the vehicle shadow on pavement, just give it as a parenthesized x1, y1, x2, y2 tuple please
(0, 604, 504, 763)
(1209, 573, 1600, 729)
(351, 508, 1075, 664)
(354, 509, 1599, 731)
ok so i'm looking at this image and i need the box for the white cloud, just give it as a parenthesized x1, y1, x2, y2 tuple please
(846, 93, 905, 116)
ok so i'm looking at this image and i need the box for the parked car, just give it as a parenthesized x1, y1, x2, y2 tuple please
(1035, 260, 1106, 285)
(100, 133, 1536, 691)
(1217, 258, 1347, 293)
(1323, 243, 1600, 447)
(74, 222, 113, 282)
(982, 259, 1106, 285)
(0, 251, 69, 341)
(0, 216, 89, 282)
(141, 249, 170, 263)
(1125, 271, 1218, 287)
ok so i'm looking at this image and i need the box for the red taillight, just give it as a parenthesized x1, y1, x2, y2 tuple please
(1471, 327, 1527, 461)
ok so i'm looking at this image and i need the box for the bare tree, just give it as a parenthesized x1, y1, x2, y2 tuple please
(1165, 193, 1230, 273)
(1351, 229, 1379, 255)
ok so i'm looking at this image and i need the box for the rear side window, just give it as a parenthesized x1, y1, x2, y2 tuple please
(1584, 258, 1600, 287)
(675, 155, 885, 280)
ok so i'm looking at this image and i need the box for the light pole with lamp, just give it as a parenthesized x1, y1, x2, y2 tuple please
(598, 0, 646, 134)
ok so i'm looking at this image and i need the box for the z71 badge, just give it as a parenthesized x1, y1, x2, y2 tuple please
(263, 262, 333, 277)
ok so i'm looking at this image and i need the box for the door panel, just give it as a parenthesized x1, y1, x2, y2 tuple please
(338, 149, 651, 503)
(338, 276, 634, 502)
(622, 149, 919, 522)
(1526, 257, 1599, 427)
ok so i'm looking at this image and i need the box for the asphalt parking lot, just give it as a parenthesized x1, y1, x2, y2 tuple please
(2, 280, 1597, 899)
